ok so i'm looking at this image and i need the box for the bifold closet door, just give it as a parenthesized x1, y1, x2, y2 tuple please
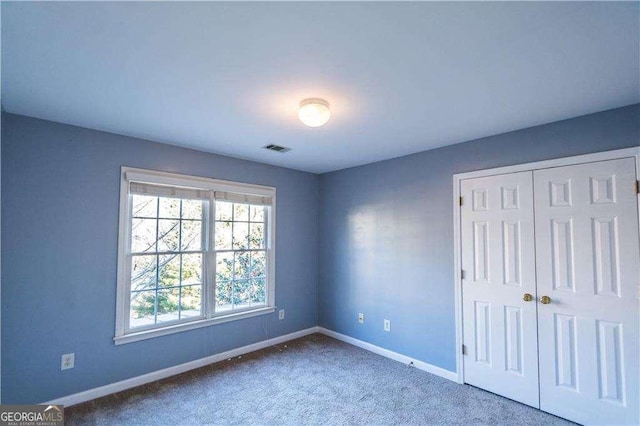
(534, 158, 640, 425)
(461, 171, 539, 407)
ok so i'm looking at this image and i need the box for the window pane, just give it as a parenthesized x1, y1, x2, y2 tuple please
(233, 279, 251, 308)
(234, 203, 249, 221)
(215, 201, 233, 221)
(156, 288, 180, 323)
(180, 285, 202, 318)
(130, 290, 156, 328)
(181, 220, 202, 251)
(249, 205, 264, 222)
(251, 278, 266, 304)
(216, 280, 232, 311)
(216, 252, 234, 282)
(182, 199, 203, 220)
(234, 251, 251, 279)
(131, 254, 157, 291)
(182, 253, 202, 285)
(251, 251, 266, 278)
(158, 254, 180, 288)
(158, 219, 180, 252)
(159, 197, 180, 218)
(215, 221, 232, 250)
(131, 218, 157, 253)
(232, 222, 249, 250)
(249, 223, 264, 249)
(123, 172, 275, 335)
(132, 195, 157, 218)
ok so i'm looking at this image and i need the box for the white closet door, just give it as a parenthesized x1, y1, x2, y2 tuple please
(534, 158, 640, 425)
(461, 171, 539, 407)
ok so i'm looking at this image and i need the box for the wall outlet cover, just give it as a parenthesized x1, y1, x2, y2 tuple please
(384, 319, 391, 332)
(358, 313, 365, 324)
(278, 309, 285, 320)
(61, 353, 75, 370)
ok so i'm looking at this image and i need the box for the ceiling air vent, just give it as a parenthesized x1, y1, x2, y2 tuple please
(263, 144, 291, 153)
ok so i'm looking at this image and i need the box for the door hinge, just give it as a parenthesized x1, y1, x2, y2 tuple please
(461, 270, 465, 280)
(635, 180, 639, 194)
(459, 196, 463, 206)
(462, 344, 467, 355)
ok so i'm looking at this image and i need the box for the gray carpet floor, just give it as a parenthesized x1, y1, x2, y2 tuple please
(66, 333, 574, 425)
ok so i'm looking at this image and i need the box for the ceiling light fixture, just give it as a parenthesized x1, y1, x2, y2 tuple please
(298, 98, 331, 127)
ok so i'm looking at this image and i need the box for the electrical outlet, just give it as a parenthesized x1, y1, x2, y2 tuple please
(278, 309, 285, 320)
(358, 313, 364, 324)
(384, 319, 391, 332)
(61, 353, 75, 370)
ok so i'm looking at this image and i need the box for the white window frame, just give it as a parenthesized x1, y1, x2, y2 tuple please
(114, 167, 276, 345)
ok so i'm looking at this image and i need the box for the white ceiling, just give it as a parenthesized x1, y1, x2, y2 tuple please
(2, 1, 638, 173)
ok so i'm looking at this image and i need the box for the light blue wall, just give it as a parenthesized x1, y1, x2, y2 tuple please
(1, 113, 320, 403)
(1, 5, 3, 403)
(2, 105, 638, 404)
(318, 104, 640, 372)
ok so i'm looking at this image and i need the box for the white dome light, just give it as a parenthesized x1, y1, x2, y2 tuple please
(298, 98, 331, 127)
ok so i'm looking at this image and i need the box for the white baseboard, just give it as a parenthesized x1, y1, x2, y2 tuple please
(45, 326, 320, 407)
(317, 327, 458, 382)
(45, 325, 458, 407)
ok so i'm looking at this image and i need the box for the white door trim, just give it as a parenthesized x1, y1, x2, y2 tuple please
(452, 147, 640, 384)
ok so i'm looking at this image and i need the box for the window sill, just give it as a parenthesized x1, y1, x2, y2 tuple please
(114, 306, 276, 345)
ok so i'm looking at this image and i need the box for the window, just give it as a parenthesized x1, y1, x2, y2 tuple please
(115, 168, 276, 344)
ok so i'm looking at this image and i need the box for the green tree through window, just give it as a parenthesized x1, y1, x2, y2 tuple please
(129, 195, 204, 327)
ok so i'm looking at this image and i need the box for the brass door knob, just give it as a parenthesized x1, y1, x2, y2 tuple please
(523, 293, 533, 302)
(540, 295, 552, 304)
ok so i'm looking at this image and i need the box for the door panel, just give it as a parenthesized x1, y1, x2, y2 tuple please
(461, 171, 539, 407)
(534, 158, 640, 425)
